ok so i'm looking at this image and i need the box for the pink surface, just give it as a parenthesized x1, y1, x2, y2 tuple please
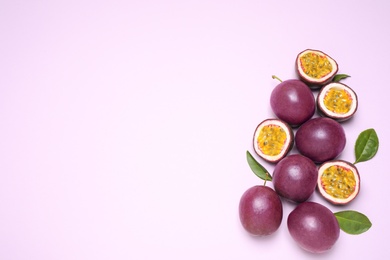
(1, 0, 389, 259)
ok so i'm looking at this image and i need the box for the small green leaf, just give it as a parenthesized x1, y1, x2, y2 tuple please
(332, 74, 351, 82)
(334, 210, 372, 235)
(246, 151, 272, 181)
(354, 128, 379, 164)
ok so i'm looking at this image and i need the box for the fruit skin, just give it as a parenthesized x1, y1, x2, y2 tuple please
(272, 154, 318, 203)
(288, 201, 340, 254)
(317, 160, 360, 205)
(317, 82, 358, 122)
(252, 118, 294, 163)
(295, 117, 346, 163)
(296, 49, 338, 88)
(239, 185, 283, 236)
(270, 79, 315, 127)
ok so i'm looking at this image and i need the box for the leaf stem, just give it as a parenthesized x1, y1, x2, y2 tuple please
(263, 171, 272, 185)
(272, 75, 283, 82)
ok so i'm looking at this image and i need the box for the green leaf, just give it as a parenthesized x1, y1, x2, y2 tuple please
(332, 74, 351, 82)
(354, 128, 379, 164)
(334, 210, 372, 235)
(246, 151, 272, 181)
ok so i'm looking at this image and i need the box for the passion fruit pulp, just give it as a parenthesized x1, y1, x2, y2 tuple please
(270, 78, 315, 127)
(288, 201, 340, 254)
(317, 82, 358, 121)
(239, 185, 283, 236)
(295, 117, 346, 163)
(272, 154, 318, 203)
(296, 49, 338, 87)
(317, 160, 360, 205)
(253, 119, 294, 163)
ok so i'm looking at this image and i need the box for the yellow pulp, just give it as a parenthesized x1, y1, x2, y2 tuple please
(257, 125, 287, 156)
(321, 165, 356, 199)
(323, 87, 352, 114)
(300, 52, 333, 79)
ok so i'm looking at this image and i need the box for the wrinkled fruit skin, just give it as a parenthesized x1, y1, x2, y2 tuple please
(270, 79, 315, 127)
(288, 202, 340, 254)
(295, 117, 346, 163)
(239, 185, 283, 236)
(272, 154, 318, 203)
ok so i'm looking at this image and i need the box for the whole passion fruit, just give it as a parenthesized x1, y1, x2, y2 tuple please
(239, 185, 283, 236)
(317, 160, 360, 205)
(272, 154, 318, 203)
(253, 119, 294, 163)
(288, 201, 340, 254)
(296, 49, 338, 87)
(317, 82, 358, 121)
(270, 78, 315, 127)
(295, 117, 346, 163)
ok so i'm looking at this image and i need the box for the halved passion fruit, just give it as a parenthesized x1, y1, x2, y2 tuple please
(296, 49, 338, 87)
(317, 160, 360, 205)
(317, 82, 358, 121)
(253, 119, 294, 163)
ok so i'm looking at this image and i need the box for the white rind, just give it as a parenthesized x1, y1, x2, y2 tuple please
(253, 119, 292, 163)
(317, 160, 360, 205)
(318, 82, 358, 119)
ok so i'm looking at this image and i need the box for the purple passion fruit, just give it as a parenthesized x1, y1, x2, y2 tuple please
(272, 154, 318, 203)
(239, 185, 283, 236)
(317, 160, 360, 205)
(253, 119, 294, 163)
(296, 49, 338, 87)
(270, 79, 315, 127)
(317, 82, 358, 121)
(288, 201, 340, 254)
(295, 117, 346, 163)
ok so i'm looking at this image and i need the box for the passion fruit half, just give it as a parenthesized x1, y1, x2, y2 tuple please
(317, 82, 358, 121)
(317, 160, 360, 205)
(253, 119, 294, 163)
(296, 49, 338, 87)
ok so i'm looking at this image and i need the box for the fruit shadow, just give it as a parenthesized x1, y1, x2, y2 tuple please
(244, 225, 283, 243)
(294, 241, 341, 258)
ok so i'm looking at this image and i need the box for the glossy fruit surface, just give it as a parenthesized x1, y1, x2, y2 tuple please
(288, 201, 340, 253)
(317, 82, 358, 121)
(253, 119, 294, 163)
(295, 117, 346, 163)
(296, 49, 338, 87)
(272, 154, 318, 203)
(317, 160, 360, 205)
(239, 185, 283, 236)
(270, 79, 315, 127)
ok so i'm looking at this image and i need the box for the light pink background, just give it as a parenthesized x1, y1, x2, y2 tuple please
(1, 0, 389, 259)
